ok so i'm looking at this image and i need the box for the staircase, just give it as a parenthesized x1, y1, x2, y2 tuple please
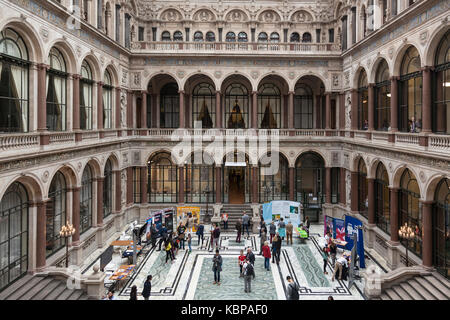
(378, 272, 450, 300)
(220, 204, 254, 231)
(0, 274, 91, 300)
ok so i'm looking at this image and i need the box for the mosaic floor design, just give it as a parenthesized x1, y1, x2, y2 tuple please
(115, 230, 366, 300)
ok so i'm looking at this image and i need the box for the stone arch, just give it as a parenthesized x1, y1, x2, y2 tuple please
(257, 73, 290, 93)
(257, 150, 290, 166)
(369, 55, 392, 84)
(392, 165, 421, 190)
(103, 63, 119, 86)
(45, 39, 78, 74)
(192, 7, 217, 22)
(79, 53, 102, 81)
(424, 174, 450, 202)
(180, 149, 216, 166)
(224, 8, 250, 23)
(145, 148, 178, 166)
(82, 158, 102, 178)
(293, 73, 328, 92)
(288, 9, 315, 23)
(219, 72, 255, 92)
(351, 154, 368, 172)
(182, 72, 218, 92)
(370, 159, 391, 183)
(145, 72, 181, 92)
(256, 9, 282, 23)
(0, 174, 44, 203)
(222, 150, 254, 166)
(294, 149, 328, 167)
(0, 17, 44, 63)
(423, 25, 450, 67)
(334, 1, 343, 19)
(158, 7, 184, 21)
(46, 165, 78, 196)
(103, 153, 120, 172)
(392, 42, 423, 77)
(352, 66, 369, 89)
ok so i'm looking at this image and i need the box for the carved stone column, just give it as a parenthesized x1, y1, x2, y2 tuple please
(325, 167, 332, 204)
(289, 167, 295, 201)
(288, 91, 294, 129)
(140, 166, 148, 203)
(35, 200, 47, 271)
(252, 91, 257, 129)
(178, 165, 185, 204)
(72, 187, 81, 244)
(340, 167, 346, 205)
(421, 200, 433, 268)
(179, 90, 185, 128)
(97, 82, 104, 131)
(96, 177, 104, 226)
(126, 167, 133, 205)
(368, 83, 375, 131)
(215, 91, 222, 128)
(141, 90, 147, 134)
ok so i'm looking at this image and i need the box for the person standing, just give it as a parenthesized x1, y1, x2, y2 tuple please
(242, 211, 250, 237)
(235, 219, 242, 243)
(130, 285, 137, 300)
(329, 241, 337, 267)
(243, 258, 255, 293)
(150, 223, 158, 249)
(212, 224, 221, 251)
(259, 217, 265, 237)
(187, 233, 192, 253)
(304, 216, 310, 235)
(286, 276, 300, 300)
(322, 247, 329, 275)
(196, 221, 204, 246)
(222, 213, 229, 230)
(141, 275, 152, 300)
(246, 247, 255, 266)
(187, 214, 194, 234)
(269, 221, 276, 244)
(177, 222, 186, 250)
(272, 233, 282, 265)
(157, 223, 168, 251)
(238, 249, 246, 277)
(164, 235, 174, 264)
(212, 249, 222, 285)
(262, 241, 271, 271)
(332, 256, 347, 281)
(278, 218, 286, 241)
(260, 224, 267, 255)
(286, 220, 293, 245)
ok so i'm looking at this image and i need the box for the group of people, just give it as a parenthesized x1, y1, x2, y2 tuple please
(321, 231, 349, 281)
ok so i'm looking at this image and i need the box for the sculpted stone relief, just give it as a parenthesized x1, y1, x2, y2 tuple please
(225, 9, 248, 22)
(120, 90, 127, 128)
(258, 10, 281, 23)
(193, 9, 215, 22)
(345, 92, 351, 129)
(160, 9, 183, 21)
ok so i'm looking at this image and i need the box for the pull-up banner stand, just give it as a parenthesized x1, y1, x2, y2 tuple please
(344, 215, 366, 269)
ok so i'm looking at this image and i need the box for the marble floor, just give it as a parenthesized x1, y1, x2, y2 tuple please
(108, 224, 386, 300)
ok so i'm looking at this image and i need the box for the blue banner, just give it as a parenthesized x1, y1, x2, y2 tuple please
(333, 218, 345, 242)
(262, 202, 273, 222)
(344, 215, 365, 268)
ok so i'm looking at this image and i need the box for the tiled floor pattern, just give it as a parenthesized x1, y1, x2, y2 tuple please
(112, 226, 371, 300)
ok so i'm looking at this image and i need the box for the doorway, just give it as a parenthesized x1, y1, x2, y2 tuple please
(228, 168, 245, 204)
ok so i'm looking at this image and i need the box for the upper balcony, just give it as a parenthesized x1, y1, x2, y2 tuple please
(131, 41, 342, 56)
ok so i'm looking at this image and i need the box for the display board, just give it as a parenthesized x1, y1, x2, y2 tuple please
(176, 206, 200, 232)
(262, 201, 302, 229)
(344, 215, 366, 268)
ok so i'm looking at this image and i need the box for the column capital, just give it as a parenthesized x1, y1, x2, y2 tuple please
(37, 63, 50, 71)
(94, 176, 105, 182)
(141, 90, 148, 95)
(389, 75, 399, 81)
(368, 83, 375, 88)
(419, 200, 434, 206)
(288, 90, 295, 95)
(215, 90, 222, 95)
(127, 89, 134, 94)
(421, 66, 434, 72)
(97, 81, 104, 86)
(67, 186, 81, 192)
(71, 73, 81, 80)
(115, 87, 122, 92)
(178, 90, 185, 94)
(251, 90, 258, 95)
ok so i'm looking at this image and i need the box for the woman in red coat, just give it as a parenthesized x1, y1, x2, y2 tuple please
(262, 241, 271, 271)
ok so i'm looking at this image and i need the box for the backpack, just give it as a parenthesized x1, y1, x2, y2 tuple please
(245, 263, 254, 277)
(214, 228, 220, 238)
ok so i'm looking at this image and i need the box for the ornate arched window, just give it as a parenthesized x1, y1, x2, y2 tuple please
(103, 70, 113, 129)
(80, 60, 93, 130)
(238, 32, 248, 42)
(103, 159, 113, 218)
(0, 182, 28, 291)
(205, 31, 215, 42)
(375, 163, 390, 234)
(160, 83, 179, 128)
(294, 83, 313, 129)
(47, 47, 67, 131)
(222, 152, 250, 203)
(80, 165, 93, 234)
(399, 169, 422, 258)
(173, 31, 183, 41)
(0, 28, 29, 133)
(193, 31, 203, 42)
(357, 158, 368, 219)
(192, 83, 215, 128)
(399, 46, 422, 133)
(302, 32, 312, 43)
(357, 70, 368, 130)
(270, 32, 280, 43)
(375, 60, 391, 131)
(225, 83, 248, 129)
(226, 32, 236, 42)
(161, 31, 171, 41)
(185, 152, 215, 203)
(258, 32, 268, 42)
(259, 153, 289, 202)
(148, 152, 178, 203)
(258, 83, 281, 129)
(290, 32, 300, 42)
(295, 153, 324, 220)
(432, 31, 449, 134)
(47, 172, 66, 257)
(433, 178, 449, 278)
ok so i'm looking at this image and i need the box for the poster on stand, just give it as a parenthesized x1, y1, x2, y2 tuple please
(163, 208, 175, 232)
(176, 206, 200, 232)
(344, 215, 366, 268)
(262, 201, 302, 229)
(324, 215, 334, 236)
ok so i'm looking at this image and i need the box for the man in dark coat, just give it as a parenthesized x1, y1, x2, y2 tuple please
(246, 247, 255, 265)
(141, 275, 152, 300)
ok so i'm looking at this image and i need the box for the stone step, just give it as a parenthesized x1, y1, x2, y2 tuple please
(408, 279, 437, 300)
(392, 285, 413, 300)
(19, 276, 54, 300)
(78, 294, 89, 300)
(399, 282, 423, 300)
(5, 276, 44, 300)
(423, 275, 450, 298)
(0, 274, 33, 300)
(67, 289, 85, 300)
(31, 279, 62, 300)
(431, 272, 450, 290)
(385, 288, 401, 300)
(414, 277, 446, 300)
(56, 287, 77, 300)
(380, 293, 391, 300)
(44, 282, 70, 300)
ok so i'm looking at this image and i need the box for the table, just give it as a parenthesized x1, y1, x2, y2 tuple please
(110, 240, 135, 247)
(109, 265, 135, 291)
(332, 239, 348, 247)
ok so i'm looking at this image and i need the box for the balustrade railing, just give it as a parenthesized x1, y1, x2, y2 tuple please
(429, 134, 450, 151)
(395, 132, 420, 145)
(0, 133, 39, 150)
(48, 132, 75, 144)
(372, 131, 390, 142)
